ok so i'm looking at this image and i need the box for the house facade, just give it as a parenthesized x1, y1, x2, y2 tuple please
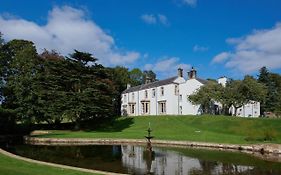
(121, 68, 260, 117)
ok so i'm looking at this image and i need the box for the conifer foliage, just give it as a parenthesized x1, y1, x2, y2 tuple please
(0, 37, 117, 129)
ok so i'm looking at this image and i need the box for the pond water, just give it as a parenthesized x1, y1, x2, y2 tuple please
(4, 144, 281, 175)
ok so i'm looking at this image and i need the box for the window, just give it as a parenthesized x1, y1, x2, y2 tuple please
(160, 87, 164, 96)
(158, 101, 166, 114)
(180, 106, 182, 115)
(122, 105, 127, 116)
(179, 94, 182, 101)
(129, 104, 135, 114)
(145, 90, 148, 99)
(132, 93, 135, 101)
(124, 94, 127, 103)
(175, 85, 179, 95)
(141, 102, 150, 114)
(152, 89, 156, 98)
(254, 102, 258, 108)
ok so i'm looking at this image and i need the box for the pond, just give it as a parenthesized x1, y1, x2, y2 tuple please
(3, 144, 281, 175)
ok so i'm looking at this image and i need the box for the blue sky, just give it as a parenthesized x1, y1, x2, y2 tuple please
(1, 0, 281, 80)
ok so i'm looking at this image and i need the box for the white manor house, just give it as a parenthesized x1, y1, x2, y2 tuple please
(121, 68, 260, 117)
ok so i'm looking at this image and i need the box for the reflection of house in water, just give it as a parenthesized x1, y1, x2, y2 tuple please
(121, 145, 254, 175)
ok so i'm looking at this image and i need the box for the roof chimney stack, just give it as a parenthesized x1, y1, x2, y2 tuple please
(145, 76, 152, 84)
(178, 68, 183, 77)
(126, 83, 131, 89)
(188, 67, 197, 79)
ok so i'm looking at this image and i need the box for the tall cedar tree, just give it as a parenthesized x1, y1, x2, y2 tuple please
(64, 50, 116, 128)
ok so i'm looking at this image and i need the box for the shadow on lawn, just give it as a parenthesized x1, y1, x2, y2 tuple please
(84, 117, 135, 132)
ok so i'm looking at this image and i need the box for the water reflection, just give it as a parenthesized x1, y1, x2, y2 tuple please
(4, 144, 281, 175)
(122, 146, 256, 175)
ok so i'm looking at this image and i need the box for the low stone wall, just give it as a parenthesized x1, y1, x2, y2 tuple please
(24, 136, 281, 154)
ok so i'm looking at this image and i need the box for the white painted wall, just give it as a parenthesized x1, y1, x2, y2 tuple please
(179, 79, 204, 115)
(121, 77, 187, 116)
(230, 101, 260, 117)
(217, 77, 227, 87)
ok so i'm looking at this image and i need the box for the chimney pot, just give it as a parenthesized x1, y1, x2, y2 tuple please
(178, 68, 183, 77)
(188, 67, 197, 79)
(126, 84, 131, 89)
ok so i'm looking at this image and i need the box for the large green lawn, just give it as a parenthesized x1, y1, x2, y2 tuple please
(0, 153, 99, 175)
(37, 115, 281, 144)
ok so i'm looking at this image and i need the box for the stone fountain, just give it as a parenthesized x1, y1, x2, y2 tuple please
(143, 122, 155, 174)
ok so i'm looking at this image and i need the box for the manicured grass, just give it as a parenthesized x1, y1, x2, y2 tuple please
(37, 115, 281, 144)
(0, 153, 99, 175)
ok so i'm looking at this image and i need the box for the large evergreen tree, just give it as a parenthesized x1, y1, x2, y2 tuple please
(258, 67, 280, 114)
(1, 40, 40, 124)
(63, 50, 116, 128)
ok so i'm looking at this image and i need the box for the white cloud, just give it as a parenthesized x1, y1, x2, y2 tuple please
(212, 23, 281, 73)
(0, 6, 140, 66)
(141, 14, 169, 25)
(193, 44, 208, 52)
(144, 57, 191, 78)
(183, 0, 197, 7)
(141, 14, 157, 24)
(212, 52, 230, 64)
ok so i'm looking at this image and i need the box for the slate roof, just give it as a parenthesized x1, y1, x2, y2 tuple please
(122, 76, 178, 94)
(196, 78, 208, 84)
(122, 76, 208, 94)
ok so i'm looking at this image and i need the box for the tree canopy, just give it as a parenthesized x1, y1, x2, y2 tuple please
(188, 76, 267, 116)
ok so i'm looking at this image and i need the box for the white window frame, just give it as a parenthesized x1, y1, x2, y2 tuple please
(158, 101, 166, 114)
(145, 90, 148, 99)
(129, 103, 135, 114)
(175, 85, 179, 95)
(152, 88, 156, 98)
(160, 87, 164, 96)
(141, 101, 150, 114)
